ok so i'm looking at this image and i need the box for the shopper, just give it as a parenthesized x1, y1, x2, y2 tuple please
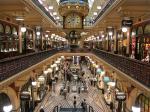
(67, 84, 70, 93)
(81, 99, 87, 112)
(63, 89, 67, 99)
(73, 96, 77, 108)
(78, 86, 81, 94)
(40, 107, 44, 112)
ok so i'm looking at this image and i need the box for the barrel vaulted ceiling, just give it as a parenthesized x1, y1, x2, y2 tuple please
(0, 0, 150, 37)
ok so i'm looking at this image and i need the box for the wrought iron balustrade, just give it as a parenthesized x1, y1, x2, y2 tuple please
(0, 48, 64, 82)
(92, 49, 150, 88)
(31, 0, 56, 24)
(94, 0, 116, 23)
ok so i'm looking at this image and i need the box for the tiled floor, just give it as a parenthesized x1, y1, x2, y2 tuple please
(34, 65, 111, 112)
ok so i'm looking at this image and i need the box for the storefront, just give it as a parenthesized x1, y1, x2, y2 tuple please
(116, 30, 127, 56)
(132, 94, 150, 112)
(0, 20, 19, 59)
(20, 79, 34, 112)
(130, 20, 150, 61)
(37, 75, 47, 101)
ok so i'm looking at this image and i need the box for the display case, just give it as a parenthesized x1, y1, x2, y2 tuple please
(0, 20, 19, 59)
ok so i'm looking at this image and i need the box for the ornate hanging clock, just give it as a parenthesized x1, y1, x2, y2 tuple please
(64, 13, 83, 29)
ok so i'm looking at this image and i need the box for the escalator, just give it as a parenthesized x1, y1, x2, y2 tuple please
(53, 105, 94, 112)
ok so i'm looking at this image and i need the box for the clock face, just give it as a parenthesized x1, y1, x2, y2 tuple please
(65, 13, 82, 28)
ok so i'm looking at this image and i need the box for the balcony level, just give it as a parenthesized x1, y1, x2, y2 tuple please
(0, 48, 149, 91)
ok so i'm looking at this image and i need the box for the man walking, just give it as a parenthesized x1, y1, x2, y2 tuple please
(73, 96, 77, 108)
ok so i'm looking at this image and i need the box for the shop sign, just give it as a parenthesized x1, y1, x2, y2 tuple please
(122, 20, 133, 27)
(115, 92, 126, 101)
(20, 92, 30, 100)
(132, 106, 141, 112)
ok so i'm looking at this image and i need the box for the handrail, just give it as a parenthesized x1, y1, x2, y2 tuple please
(94, 0, 116, 23)
(92, 49, 150, 88)
(31, 0, 56, 24)
(0, 48, 64, 82)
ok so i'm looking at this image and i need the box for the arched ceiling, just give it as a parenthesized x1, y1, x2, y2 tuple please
(0, 0, 150, 38)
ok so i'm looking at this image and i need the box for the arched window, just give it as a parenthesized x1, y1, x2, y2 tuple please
(0, 23, 4, 33)
(12, 27, 17, 36)
(131, 28, 137, 37)
(5, 25, 11, 34)
(137, 26, 143, 35)
(144, 24, 150, 34)
(135, 94, 150, 112)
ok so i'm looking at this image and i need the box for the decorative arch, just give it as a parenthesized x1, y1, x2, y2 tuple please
(126, 88, 142, 111)
(134, 94, 150, 112)
(0, 87, 20, 111)
(116, 80, 123, 91)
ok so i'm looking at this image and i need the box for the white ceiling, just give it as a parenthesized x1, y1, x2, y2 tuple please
(39, 0, 108, 25)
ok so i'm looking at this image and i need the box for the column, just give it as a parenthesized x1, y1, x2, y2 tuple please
(126, 28, 131, 56)
(33, 31, 36, 51)
(113, 30, 117, 53)
(18, 25, 22, 53)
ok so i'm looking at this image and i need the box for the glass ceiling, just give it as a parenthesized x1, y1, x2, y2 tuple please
(56, 0, 95, 9)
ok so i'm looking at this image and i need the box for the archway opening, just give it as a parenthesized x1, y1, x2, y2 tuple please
(0, 93, 12, 112)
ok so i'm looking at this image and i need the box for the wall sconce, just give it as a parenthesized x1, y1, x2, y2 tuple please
(21, 27, 26, 33)
(108, 31, 113, 36)
(32, 81, 37, 86)
(107, 27, 114, 36)
(101, 34, 105, 38)
(3, 105, 13, 112)
(45, 34, 48, 38)
(36, 31, 40, 36)
(122, 27, 128, 32)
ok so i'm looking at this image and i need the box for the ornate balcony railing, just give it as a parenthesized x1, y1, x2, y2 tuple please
(94, 0, 117, 23)
(59, 0, 88, 5)
(92, 49, 150, 88)
(31, 0, 56, 24)
(0, 48, 64, 82)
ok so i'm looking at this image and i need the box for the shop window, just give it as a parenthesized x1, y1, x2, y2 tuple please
(137, 26, 143, 35)
(12, 27, 17, 35)
(144, 24, 150, 34)
(131, 28, 137, 37)
(5, 25, 11, 34)
(0, 23, 4, 33)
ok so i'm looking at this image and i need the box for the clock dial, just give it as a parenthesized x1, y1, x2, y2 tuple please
(65, 13, 82, 28)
